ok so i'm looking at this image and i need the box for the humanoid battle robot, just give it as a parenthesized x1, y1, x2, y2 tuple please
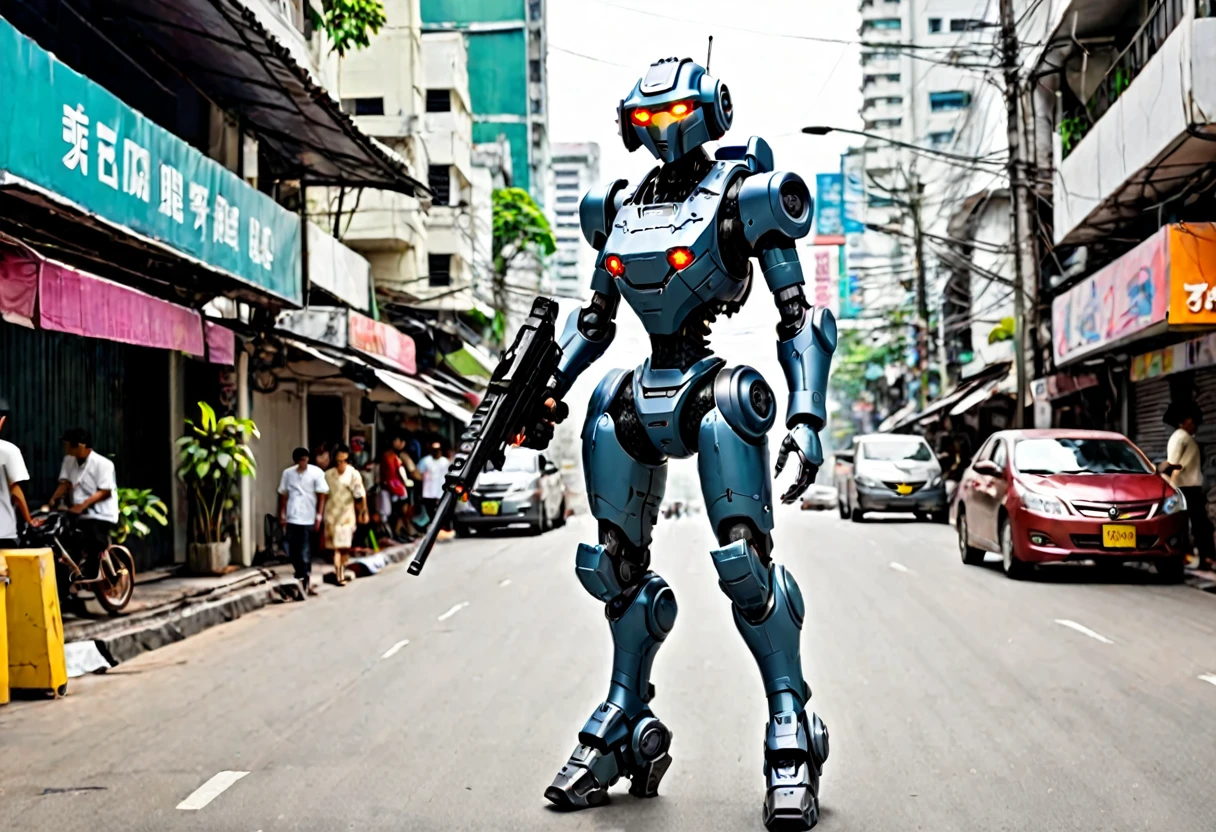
(530, 57, 836, 830)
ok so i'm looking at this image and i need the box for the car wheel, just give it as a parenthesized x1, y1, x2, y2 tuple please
(838, 498, 849, 520)
(931, 511, 948, 524)
(958, 511, 984, 565)
(1156, 554, 1186, 583)
(454, 523, 471, 538)
(1000, 518, 1029, 579)
(850, 505, 866, 523)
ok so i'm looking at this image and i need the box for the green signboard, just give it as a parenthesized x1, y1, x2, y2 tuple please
(0, 17, 301, 303)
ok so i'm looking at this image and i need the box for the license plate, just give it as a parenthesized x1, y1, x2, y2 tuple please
(481, 501, 500, 516)
(1102, 524, 1136, 548)
(895, 483, 913, 495)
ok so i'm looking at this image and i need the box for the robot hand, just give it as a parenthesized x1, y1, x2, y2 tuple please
(774, 423, 823, 504)
(520, 388, 570, 451)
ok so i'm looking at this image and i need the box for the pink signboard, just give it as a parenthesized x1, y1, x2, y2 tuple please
(39, 261, 205, 356)
(205, 321, 236, 366)
(349, 311, 416, 375)
(0, 247, 38, 325)
(1051, 225, 1169, 365)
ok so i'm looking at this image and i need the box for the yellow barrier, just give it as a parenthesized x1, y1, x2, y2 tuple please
(2, 549, 67, 697)
(0, 554, 8, 705)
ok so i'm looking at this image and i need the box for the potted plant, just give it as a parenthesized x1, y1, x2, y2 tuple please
(176, 402, 258, 574)
(114, 487, 169, 546)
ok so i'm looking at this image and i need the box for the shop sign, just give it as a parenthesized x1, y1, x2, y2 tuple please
(1130, 331, 1216, 382)
(841, 152, 865, 234)
(1051, 225, 1168, 364)
(1164, 224, 1216, 325)
(809, 246, 839, 317)
(814, 173, 844, 243)
(0, 18, 301, 303)
(349, 311, 416, 375)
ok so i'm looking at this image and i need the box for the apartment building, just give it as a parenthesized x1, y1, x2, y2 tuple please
(547, 142, 601, 299)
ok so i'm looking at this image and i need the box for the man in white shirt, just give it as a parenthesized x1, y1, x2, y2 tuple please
(0, 398, 34, 548)
(1163, 400, 1215, 568)
(44, 428, 120, 562)
(416, 442, 451, 531)
(278, 447, 329, 597)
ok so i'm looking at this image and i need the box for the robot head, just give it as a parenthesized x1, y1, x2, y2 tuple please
(619, 57, 733, 163)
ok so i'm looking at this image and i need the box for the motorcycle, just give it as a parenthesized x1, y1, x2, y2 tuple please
(21, 510, 135, 614)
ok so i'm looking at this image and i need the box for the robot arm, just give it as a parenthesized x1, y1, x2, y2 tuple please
(737, 170, 839, 501)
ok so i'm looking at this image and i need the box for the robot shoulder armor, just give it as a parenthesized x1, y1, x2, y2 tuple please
(736, 170, 814, 247)
(580, 179, 630, 250)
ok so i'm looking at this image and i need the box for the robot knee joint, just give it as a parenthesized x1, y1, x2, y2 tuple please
(710, 538, 772, 617)
(576, 542, 626, 602)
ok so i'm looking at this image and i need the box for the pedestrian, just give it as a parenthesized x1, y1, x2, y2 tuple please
(0, 397, 34, 548)
(1162, 400, 1215, 569)
(378, 435, 411, 541)
(416, 441, 451, 530)
(312, 443, 332, 471)
(278, 447, 329, 597)
(324, 444, 368, 587)
(398, 441, 421, 539)
(43, 428, 120, 565)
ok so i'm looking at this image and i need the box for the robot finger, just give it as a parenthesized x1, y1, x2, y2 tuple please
(780, 465, 813, 504)
(774, 437, 793, 477)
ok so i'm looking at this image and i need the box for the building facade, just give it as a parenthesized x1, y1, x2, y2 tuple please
(547, 142, 600, 299)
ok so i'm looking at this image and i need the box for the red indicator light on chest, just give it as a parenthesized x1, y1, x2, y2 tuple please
(666, 247, 695, 270)
(604, 254, 625, 276)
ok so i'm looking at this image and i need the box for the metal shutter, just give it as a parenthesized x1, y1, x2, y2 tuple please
(1131, 377, 1173, 462)
(1192, 368, 1216, 486)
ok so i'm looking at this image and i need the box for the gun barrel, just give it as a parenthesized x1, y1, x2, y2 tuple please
(406, 490, 458, 575)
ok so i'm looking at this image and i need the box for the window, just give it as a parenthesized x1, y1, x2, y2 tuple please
(531, 97, 544, 114)
(555, 195, 579, 204)
(863, 18, 902, 31)
(991, 440, 1007, 470)
(928, 130, 955, 146)
(428, 254, 452, 287)
(861, 50, 899, 65)
(428, 164, 450, 205)
(1014, 439, 1151, 475)
(425, 89, 451, 112)
(929, 91, 971, 112)
(865, 117, 902, 130)
(867, 195, 896, 207)
(341, 97, 384, 116)
(529, 59, 542, 83)
(860, 439, 932, 461)
(528, 0, 543, 21)
(555, 180, 580, 190)
(951, 18, 986, 32)
(865, 96, 904, 107)
(928, 17, 942, 33)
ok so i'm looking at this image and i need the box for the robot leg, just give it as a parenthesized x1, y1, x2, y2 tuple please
(699, 401, 829, 830)
(546, 371, 675, 810)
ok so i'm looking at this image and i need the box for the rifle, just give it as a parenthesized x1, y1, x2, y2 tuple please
(408, 297, 565, 576)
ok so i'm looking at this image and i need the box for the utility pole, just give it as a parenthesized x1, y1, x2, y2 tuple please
(910, 174, 930, 411)
(998, 0, 1036, 428)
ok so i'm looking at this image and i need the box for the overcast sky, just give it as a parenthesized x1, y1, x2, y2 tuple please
(543, 0, 862, 490)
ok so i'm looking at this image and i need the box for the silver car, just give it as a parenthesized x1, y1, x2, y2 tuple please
(454, 447, 568, 536)
(842, 434, 947, 523)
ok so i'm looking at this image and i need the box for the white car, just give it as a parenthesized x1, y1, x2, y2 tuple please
(840, 434, 948, 522)
(454, 447, 568, 536)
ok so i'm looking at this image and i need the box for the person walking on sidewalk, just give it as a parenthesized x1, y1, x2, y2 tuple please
(324, 444, 367, 586)
(416, 442, 450, 531)
(278, 447, 329, 597)
(1162, 400, 1215, 570)
(43, 429, 119, 563)
(0, 397, 34, 548)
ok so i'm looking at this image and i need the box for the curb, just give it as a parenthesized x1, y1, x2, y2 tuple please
(66, 543, 415, 673)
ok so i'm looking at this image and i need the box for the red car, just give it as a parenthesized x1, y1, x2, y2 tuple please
(953, 429, 1189, 580)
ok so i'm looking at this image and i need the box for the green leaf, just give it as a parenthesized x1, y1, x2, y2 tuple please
(132, 520, 150, 536)
(216, 451, 232, 471)
(195, 460, 211, 480)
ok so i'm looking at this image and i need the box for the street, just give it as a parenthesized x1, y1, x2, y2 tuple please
(5, 505, 1216, 832)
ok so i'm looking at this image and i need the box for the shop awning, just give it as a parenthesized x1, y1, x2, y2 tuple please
(374, 369, 434, 410)
(949, 380, 1001, 417)
(443, 343, 496, 379)
(100, 0, 427, 194)
(412, 376, 473, 424)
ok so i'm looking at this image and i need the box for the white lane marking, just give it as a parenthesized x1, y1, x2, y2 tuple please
(1199, 673, 1216, 687)
(889, 562, 913, 574)
(437, 601, 469, 622)
(1053, 619, 1115, 644)
(176, 771, 249, 811)
(380, 639, 410, 659)
(499, 578, 512, 587)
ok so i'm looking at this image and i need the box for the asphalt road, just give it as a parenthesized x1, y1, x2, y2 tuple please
(5, 506, 1216, 832)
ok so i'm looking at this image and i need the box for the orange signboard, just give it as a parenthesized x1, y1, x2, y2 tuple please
(1166, 224, 1216, 325)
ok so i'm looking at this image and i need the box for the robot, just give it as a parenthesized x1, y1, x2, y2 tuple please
(528, 56, 837, 830)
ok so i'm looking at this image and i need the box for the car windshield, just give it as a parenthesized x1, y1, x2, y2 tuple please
(1014, 438, 1152, 475)
(486, 450, 538, 474)
(861, 440, 933, 461)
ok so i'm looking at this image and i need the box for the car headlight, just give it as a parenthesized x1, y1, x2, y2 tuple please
(1162, 490, 1187, 515)
(929, 475, 942, 488)
(507, 477, 541, 497)
(856, 475, 882, 489)
(1019, 488, 1067, 516)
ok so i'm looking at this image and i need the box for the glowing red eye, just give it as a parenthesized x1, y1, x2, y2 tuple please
(669, 101, 693, 119)
(630, 109, 652, 126)
(666, 247, 695, 270)
(605, 255, 625, 276)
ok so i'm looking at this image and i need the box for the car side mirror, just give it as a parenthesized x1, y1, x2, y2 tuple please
(543, 462, 559, 475)
(973, 460, 1001, 476)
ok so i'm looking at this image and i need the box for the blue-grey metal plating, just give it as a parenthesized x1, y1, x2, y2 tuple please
(604, 573, 678, 718)
(737, 171, 814, 247)
(634, 356, 725, 459)
(555, 307, 616, 399)
(580, 179, 629, 251)
(583, 375, 667, 550)
(620, 58, 732, 163)
(731, 563, 809, 716)
(711, 539, 772, 614)
(758, 245, 804, 292)
(575, 542, 623, 602)
(713, 365, 777, 444)
(697, 408, 775, 541)
(776, 306, 838, 430)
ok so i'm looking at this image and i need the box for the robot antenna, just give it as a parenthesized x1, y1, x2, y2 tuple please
(706, 35, 713, 73)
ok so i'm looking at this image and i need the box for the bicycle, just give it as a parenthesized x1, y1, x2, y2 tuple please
(21, 510, 136, 614)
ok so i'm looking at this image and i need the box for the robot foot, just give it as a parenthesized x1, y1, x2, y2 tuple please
(762, 711, 829, 831)
(545, 744, 614, 810)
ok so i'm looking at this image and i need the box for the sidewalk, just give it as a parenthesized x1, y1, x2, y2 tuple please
(63, 543, 415, 675)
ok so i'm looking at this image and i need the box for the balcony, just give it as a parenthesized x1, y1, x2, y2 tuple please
(1053, 12, 1216, 244)
(860, 17, 904, 40)
(342, 189, 427, 253)
(427, 206, 475, 265)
